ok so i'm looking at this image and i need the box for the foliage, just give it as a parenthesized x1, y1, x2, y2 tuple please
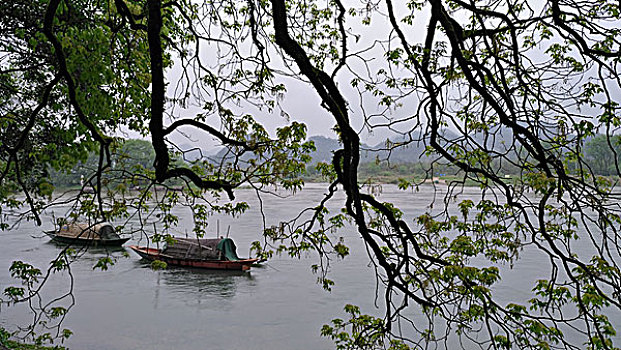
(1, 327, 66, 349)
(263, 0, 621, 348)
(582, 134, 621, 176)
(47, 139, 155, 188)
(321, 304, 411, 350)
(2, 0, 621, 349)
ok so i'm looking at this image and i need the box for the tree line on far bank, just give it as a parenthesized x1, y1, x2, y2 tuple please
(581, 134, 621, 176)
(49, 139, 156, 190)
(51, 134, 620, 190)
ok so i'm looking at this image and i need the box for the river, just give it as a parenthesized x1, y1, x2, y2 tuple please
(0, 183, 618, 349)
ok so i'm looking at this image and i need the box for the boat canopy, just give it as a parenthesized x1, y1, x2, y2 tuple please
(216, 238, 240, 261)
(96, 223, 117, 239)
(57, 222, 118, 240)
(163, 237, 241, 261)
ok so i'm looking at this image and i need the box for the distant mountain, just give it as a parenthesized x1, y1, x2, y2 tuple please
(362, 138, 428, 164)
(306, 136, 341, 164)
(307, 135, 429, 165)
(206, 131, 509, 165)
(176, 143, 224, 162)
(207, 135, 342, 165)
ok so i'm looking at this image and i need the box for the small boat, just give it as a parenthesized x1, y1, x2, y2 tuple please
(129, 237, 258, 271)
(45, 222, 130, 246)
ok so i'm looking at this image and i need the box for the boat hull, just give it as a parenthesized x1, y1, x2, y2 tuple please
(129, 245, 258, 271)
(45, 232, 131, 246)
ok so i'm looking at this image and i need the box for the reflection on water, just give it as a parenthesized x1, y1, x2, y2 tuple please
(135, 260, 252, 299)
(43, 240, 129, 270)
(45, 239, 127, 254)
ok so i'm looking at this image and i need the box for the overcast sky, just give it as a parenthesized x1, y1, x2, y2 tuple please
(160, 1, 432, 154)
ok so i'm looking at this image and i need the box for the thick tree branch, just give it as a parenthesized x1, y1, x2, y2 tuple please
(147, 0, 235, 199)
(163, 119, 252, 150)
(43, 0, 111, 148)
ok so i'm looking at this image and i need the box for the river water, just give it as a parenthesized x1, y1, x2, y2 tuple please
(0, 183, 618, 349)
(0, 184, 381, 350)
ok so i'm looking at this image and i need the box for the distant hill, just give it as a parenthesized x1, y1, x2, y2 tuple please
(306, 135, 341, 164)
(207, 134, 432, 165)
(307, 135, 430, 165)
(362, 138, 428, 164)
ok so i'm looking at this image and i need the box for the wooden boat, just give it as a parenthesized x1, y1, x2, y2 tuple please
(45, 222, 130, 246)
(129, 237, 258, 271)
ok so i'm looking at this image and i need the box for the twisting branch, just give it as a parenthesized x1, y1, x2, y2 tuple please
(550, 0, 621, 59)
(42, 0, 112, 219)
(1, 75, 62, 225)
(43, 0, 111, 148)
(163, 119, 253, 150)
(331, 0, 347, 78)
(114, 0, 148, 31)
(147, 0, 235, 199)
(271, 0, 443, 310)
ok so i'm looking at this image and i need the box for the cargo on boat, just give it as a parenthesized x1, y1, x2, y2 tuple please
(45, 222, 130, 246)
(129, 237, 258, 271)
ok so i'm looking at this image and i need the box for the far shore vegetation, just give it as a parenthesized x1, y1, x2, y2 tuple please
(44, 135, 621, 192)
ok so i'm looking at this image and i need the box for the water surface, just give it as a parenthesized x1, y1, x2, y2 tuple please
(1, 183, 618, 348)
